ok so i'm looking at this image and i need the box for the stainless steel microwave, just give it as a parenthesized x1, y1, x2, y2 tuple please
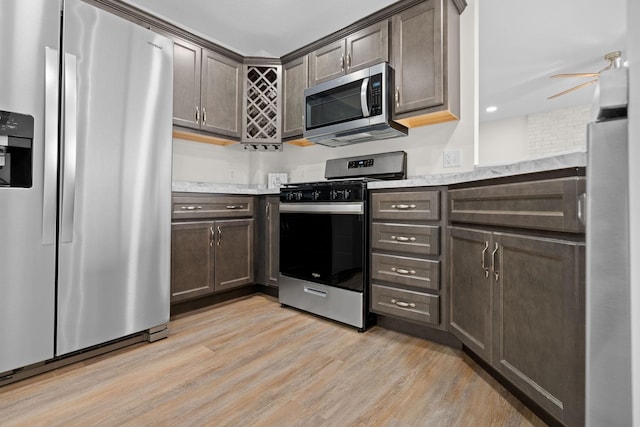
(303, 63, 408, 147)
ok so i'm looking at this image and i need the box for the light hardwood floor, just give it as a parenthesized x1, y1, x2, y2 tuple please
(0, 294, 546, 426)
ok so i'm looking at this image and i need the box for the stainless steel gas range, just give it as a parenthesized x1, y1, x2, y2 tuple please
(278, 151, 406, 331)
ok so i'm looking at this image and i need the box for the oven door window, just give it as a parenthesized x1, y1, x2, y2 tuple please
(306, 80, 366, 130)
(280, 212, 363, 292)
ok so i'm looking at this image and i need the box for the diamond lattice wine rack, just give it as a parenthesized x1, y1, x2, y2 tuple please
(242, 64, 282, 151)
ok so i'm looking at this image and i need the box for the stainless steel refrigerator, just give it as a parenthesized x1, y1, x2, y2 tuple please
(585, 66, 632, 425)
(0, 0, 172, 375)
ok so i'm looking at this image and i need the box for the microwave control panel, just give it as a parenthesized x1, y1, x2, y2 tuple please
(370, 73, 383, 116)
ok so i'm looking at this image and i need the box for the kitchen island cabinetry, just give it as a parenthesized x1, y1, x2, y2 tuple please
(369, 188, 447, 330)
(171, 194, 254, 303)
(173, 39, 242, 138)
(448, 175, 586, 427)
(308, 20, 389, 86)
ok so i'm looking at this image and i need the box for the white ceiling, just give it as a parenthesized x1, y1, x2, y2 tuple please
(123, 0, 627, 123)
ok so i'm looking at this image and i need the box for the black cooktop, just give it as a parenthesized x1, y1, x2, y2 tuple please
(280, 179, 372, 202)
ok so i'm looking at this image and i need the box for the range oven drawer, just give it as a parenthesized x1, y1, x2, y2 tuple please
(371, 284, 439, 326)
(371, 253, 440, 291)
(371, 223, 440, 256)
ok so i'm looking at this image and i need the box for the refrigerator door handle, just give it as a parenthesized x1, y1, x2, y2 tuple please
(60, 52, 78, 243)
(43, 47, 59, 246)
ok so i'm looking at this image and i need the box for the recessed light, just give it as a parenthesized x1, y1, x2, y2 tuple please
(485, 106, 498, 113)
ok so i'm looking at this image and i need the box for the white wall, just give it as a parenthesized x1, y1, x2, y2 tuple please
(478, 116, 527, 165)
(477, 104, 590, 166)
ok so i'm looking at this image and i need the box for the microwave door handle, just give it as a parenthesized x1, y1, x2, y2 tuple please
(360, 77, 370, 118)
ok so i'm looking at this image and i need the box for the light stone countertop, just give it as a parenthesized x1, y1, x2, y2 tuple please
(367, 151, 587, 189)
(172, 151, 587, 195)
(172, 181, 280, 195)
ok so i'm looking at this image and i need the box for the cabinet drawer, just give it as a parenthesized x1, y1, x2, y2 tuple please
(371, 190, 440, 221)
(371, 223, 440, 255)
(371, 284, 439, 325)
(172, 195, 254, 219)
(449, 177, 586, 233)
(371, 253, 439, 291)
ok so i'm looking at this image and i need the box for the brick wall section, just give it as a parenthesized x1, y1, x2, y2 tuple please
(527, 105, 591, 158)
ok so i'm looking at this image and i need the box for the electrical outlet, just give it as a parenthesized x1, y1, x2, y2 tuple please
(443, 149, 461, 168)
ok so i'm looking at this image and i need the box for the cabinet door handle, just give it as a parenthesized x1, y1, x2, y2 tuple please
(391, 299, 416, 308)
(491, 242, 500, 281)
(217, 225, 222, 246)
(266, 202, 270, 220)
(391, 267, 416, 275)
(577, 193, 586, 226)
(391, 235, 416, 242)
(202, 107, 207, 125)
(340, 55, 344, 71)
(226, 205, 243, 210)
(395, 87, 400, 107)
(209, 226, 215, 247)
(195, 106, 200, 124)
(481, 240, 490, 278)
(390, 204, 416, 210)
(347, 53, 351, 70)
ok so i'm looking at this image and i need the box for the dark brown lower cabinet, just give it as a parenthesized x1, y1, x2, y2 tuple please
(449, 226, 584, 427)
(449, 227, 493, 362)
(171, 219, 254, 303)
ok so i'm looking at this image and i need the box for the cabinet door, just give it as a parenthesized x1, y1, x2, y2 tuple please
(345, 20, 389, 74)
(282, 55, 308, 138)
(391, 0, 444, 115)
(171, 221, 214, 303)
(308, 39, 346, 86)
(265, 197, 280, 286)
(173, 39, 201, 129)
(493, 233, 584, 424)
(214, 219, 254, 291)
(449, 227, 493, 362)
(201, 49, 242, 137)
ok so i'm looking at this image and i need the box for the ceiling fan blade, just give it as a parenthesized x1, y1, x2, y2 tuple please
(547, 79, 598, 99)
(551, 73, 599, 78)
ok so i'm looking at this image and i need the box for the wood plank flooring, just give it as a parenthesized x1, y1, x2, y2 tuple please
(0, 294, 546, 426)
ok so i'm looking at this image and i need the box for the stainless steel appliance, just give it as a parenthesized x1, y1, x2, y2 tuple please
(585, 66, 632, 425)
(303, 63, 408, 147)
(0, 0, 172, 376)
(279, 151, 406, 330)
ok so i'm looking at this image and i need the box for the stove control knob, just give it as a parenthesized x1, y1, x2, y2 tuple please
(295, 191, 303, 200)
(343, 189, 351, 199)
(312, 190, 321, 200)
(330, 190, 338, 200)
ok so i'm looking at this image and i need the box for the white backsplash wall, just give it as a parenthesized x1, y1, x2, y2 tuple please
(527, 105, 590, 157)
(172, 138, 255, 184)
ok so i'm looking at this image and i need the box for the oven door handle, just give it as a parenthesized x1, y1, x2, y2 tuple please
(280, 202, 364, 215)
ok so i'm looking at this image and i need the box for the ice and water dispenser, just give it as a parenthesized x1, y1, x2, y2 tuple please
(0, 110, 33, 188)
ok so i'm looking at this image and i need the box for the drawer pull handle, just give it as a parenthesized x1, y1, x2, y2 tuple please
(391, 235, 416, 242)
(390, 204, 416, 210)
(226, 205, 244, 210)
(391, 299, 415, 308)
(391, 267, 416, 275)
(181, 206, 203, 211)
